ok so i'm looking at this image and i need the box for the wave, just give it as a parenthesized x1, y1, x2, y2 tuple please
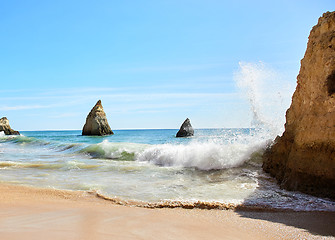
(80, 140, 148, 161)
(1, 133, 269, 171)
(79, 138, 268, 170)
(0, 133, 47, 145)
(136, 142, 251, 170)
(0, 133, 84, 153)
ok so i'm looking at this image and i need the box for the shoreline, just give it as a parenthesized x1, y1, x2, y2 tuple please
(0, 183, 334, 239)
(89, 189, 335, 212)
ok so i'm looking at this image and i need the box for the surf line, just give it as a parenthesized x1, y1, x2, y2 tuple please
(88, 191, 295, 212)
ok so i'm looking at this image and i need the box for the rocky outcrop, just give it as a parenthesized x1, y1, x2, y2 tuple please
(262, 11, 335, 199)
(82, 100, 114, 136)
(0, 117, 20, 135)
(176, 118, 194, 137)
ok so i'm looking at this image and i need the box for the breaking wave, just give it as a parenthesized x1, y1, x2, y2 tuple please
(136, 141, 261, 170)
(78, 136, 267, 170)
(1, 133, 267, 171)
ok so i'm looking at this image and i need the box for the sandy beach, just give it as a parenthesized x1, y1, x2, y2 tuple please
(0, 184, 334, 240)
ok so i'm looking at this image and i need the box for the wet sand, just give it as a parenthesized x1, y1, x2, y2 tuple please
(0, 184, 334, 240)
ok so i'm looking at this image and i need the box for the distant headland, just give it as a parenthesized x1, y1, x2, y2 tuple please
(0, 117, 20, 135)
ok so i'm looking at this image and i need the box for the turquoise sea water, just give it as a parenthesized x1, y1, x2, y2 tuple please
(0, 129, 334, 211)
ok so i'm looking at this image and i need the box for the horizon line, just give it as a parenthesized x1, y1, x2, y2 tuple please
(18, 127, 255, 132)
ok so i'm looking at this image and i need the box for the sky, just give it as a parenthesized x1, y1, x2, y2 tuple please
(0, 0, 334, 130)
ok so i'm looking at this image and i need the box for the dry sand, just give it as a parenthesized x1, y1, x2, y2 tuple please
(0, 184, 334, 240)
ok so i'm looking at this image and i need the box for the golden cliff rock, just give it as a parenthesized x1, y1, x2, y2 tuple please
(263, 11, 335, 199)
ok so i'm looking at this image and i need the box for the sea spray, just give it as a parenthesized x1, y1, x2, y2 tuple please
(234, 61, 295, 136)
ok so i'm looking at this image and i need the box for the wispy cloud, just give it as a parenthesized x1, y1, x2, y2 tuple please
(0, 90, 238, 102)
(100, 92, 237, 101)
(0, 101, 82, 111)
(0, 105, 51, 111)
(48, 112, 81, 119)
(115, 63, 227, 73)
(105, 102, 194, 114)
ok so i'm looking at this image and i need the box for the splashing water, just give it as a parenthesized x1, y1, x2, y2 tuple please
(234, 61, 295, 136)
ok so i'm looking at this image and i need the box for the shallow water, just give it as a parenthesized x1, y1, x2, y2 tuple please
(0, 129, 334, 211)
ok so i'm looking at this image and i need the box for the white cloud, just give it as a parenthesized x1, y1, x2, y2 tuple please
(0, 90, 238, 103)
(0, 105, 50, 111)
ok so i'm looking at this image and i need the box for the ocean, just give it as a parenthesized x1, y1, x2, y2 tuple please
(0, 128, 334, 211)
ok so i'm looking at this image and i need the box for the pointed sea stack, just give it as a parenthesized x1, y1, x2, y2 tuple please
(0, 117, 20, 135)
(176, 118, 194, 137)
(262, 11, 335, 199)
(82, 100, 114, 136)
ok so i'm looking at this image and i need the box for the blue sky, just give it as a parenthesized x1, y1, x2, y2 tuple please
(0, 0, 334, 130)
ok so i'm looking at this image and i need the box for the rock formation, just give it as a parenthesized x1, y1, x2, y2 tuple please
(0, 117, 20, 135)
(176, 118, 194, 137)
(262, 11, 335, 199)
(82, 100, 114, 136)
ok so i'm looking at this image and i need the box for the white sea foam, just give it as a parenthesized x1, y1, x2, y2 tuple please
(136, 142, 243, 170)
(136, 136, 267, 170)
(78, 135, 267, 171)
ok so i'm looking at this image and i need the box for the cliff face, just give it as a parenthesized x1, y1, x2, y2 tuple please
(263, 11, 335, 199)
(82, 100, 114, 136)
(0, 117, 20, 135)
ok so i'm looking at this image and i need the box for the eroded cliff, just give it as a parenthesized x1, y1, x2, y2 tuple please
(263, 11, 335, 199)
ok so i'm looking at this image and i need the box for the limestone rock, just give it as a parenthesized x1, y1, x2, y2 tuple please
(176, 118, 194, 137)
(0, 117, 20, 135)
(82, 100, 114, 136)
(262, 11, 335, 199)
